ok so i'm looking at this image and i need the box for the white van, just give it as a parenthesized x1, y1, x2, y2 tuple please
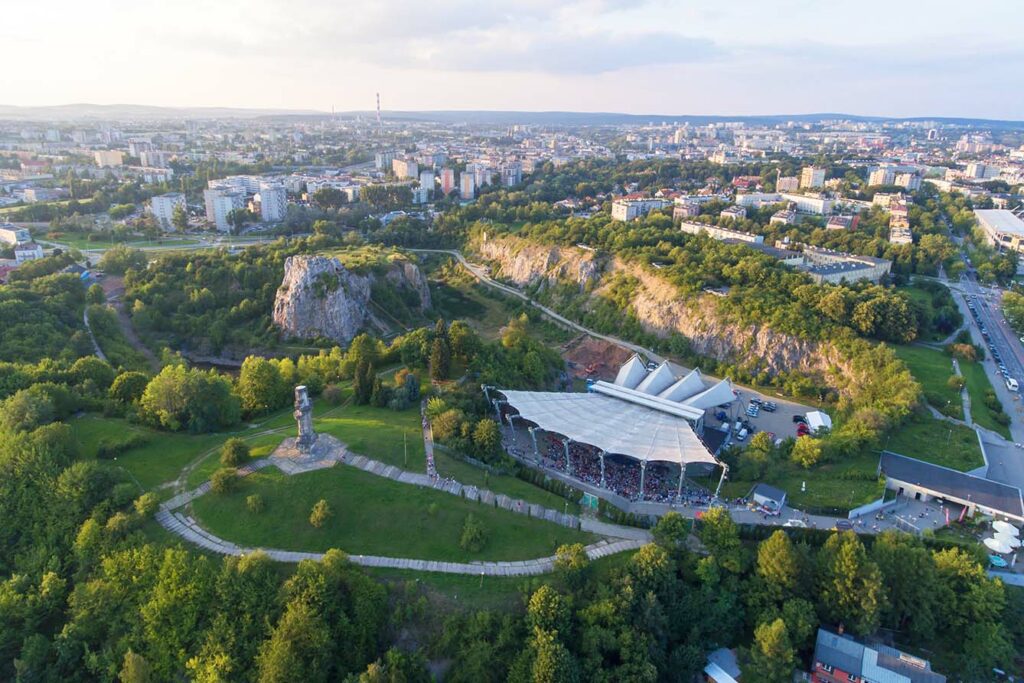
(1007, 377, 1019, 392)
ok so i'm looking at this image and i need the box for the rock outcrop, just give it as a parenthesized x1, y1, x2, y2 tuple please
(272, 255, 430, 344)
(473, 235, 840, 378)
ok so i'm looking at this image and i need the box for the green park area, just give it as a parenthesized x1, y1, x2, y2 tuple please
(192, 465, 596, 561)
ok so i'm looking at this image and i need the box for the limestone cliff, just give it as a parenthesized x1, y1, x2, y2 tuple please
(273, 254, 430, 344)
(472, 234, 839, 378)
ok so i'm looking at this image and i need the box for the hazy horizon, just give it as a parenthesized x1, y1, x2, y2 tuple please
(4, 0, 1023, 119)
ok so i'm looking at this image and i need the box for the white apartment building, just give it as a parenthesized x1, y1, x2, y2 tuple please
(392, 158, 419, 179)
(418, 170, 435, 198)
(894, 173, 921, 191)
(149, 192, 186, 230)
(375, 151, 396, 171)
(14, 242, 44, 264)
(781, 192, 832, 215)
(203, 188, 246, 232)
(139, 150, 171, 168)
(679, 221, 764, 244)
(0, 224, 31, 245)
(94, 150, 124, 168)
(800, 166, 826, 189)
(611, 198, 669, 221)
(459, 172, 476, 199)
(868, 167, 895, 186)
(720, 206, 747, 221)
(258, 182, 287, 222)
(735, 192, 784, 209)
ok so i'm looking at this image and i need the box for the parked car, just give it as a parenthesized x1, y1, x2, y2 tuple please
(792, 415, 806, 424)
(762, 402, 777, 412)
(834, 520, 854, 531)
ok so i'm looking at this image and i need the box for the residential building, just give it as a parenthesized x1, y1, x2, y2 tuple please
(94, 150, 124, 168)
(0, 224, 31, 245)
(139, 150, 171, 168)
(826, 215, 858, 230)
(501, 162, 523, 187)
(459, 171, 476, 199)
(776, 175, 799, 192)
(811, 628, 945, 683)
(673, 201, 701, 220)
(258, 182, 287, 222)
(781, 192, 832, 215)
(735, 192, 783, 209)
(418, 170, 435, 199)
(374, 151, 395, 170)
(800, 246, 891, 283)
(22, 187, 63, 203)
(680, 222, 763, 244)
(975, 209, 1024, 253)
(868, 166, 895, 186)
(895, 172, 922, 190)
(392, 158, 419, 179)
(149, 192, 186, 230)
(800, 166, 826, 188)
(612, 198, 669, 221)
(439, 168, 456, 196)
(720, 206, 747, 221)
(411, 186, 430, 204)
(770, 209, 796, 225)
(14, 242, 44, 264)
(203, 188, 246, 232)
(965, 162, 988, 179)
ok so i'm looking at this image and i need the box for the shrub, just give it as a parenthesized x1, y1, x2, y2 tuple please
(459, 513, 489, 552)
(95, 432, 149, 459)
(134, 492, 160, 517)
(309, 499, 332, 528)
(210, 467, 238, 495)
(221, 437, 250, 466)
(322, 383, 345, 406)
(246, 494, 265, 514)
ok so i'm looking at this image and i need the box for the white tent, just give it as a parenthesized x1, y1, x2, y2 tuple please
(994, 520, 1020, 537)
(682, 379, 735, 410)
(984, 537, 1013, 554)
(635, 362, 676, 396)
(995, 531, 1022, 549)
(614, 355, 649, 389)
(658, 369, 704, 401)
(500, 389, 717, 466)
(805, 410, 833, 433)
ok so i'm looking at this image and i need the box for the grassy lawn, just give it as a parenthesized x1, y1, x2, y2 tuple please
(314, 402, 426, 470)
(192, 465, 597, 561)
(959, 359, 1013, 438)
(899, 283, 962, 343)
(70, 416, 229, 490)
(433, 450, 581, 515)
(894, 346, 963, 418)
(48, 234, 200, 250)
(884, 414, 984, 471)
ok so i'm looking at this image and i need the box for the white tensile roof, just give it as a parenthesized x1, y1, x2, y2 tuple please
(614, 355, 649, 389)
(658, 369, 704, 401)
(681, 379, 735, 410)
(500, 389, 718, 466)
(635, 362, 676, 395)
(806, 410, 833, 432)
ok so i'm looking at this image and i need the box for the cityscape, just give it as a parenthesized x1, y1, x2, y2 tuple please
(2, 2, 1024, 682)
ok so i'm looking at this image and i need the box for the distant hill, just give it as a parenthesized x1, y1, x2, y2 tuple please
(0, 103, 1020, 128)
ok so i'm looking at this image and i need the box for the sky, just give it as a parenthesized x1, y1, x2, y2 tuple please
(4, 0, 1024, 119)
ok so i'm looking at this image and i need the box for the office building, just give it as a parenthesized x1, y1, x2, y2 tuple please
(94, 150, 124, 168)
(149, 192, 186, 230)
(258, 182, 287, 222)
(204, 188, 246, 232)
(800, 166, 826, 188)
(459, 171, 476, 199)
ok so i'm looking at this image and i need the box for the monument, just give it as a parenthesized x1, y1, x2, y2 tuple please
(294, 385, 318, 452)
(269, 385, 344, 470)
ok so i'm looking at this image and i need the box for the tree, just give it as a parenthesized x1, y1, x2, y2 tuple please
(871, 531, 938, 641)
(790, 436, 823, 468)
(256, 599, 331, 683)
(554, 543, 590, 590)
(430, 337, 451, 381)
(221, 437, 250, 466)
(527, 585, 571, 636)
(698, 507, 742, 573)
(651, 511, 690, 556)
(109, 371, 149, 404)
(530, 628, 578, 683)
(119, 650, 153, 683)
(747, 619, 795, 683)
(472, 418, 501, 457)
(459, 514, 488, 552)
(139, 365, 241, 432)
(86, 283, 106, 305)
(237, 356, 286, 416)
(0, 386, 56, 432)
(756, 530, 801, 597)
(172, 205, 189, 231)
(98, 245, 147, 274)
(309, 499, 332, 528)
(210, 467, 238, 495)
(817, 531, 885, 635)
(353, 360, 374, 405)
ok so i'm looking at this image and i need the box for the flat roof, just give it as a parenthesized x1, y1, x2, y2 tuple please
(880, 451, 1024, 519)
(975, 209, 1024, 237)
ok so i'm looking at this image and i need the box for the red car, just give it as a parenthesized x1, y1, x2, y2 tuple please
(796, 423, 811, 437)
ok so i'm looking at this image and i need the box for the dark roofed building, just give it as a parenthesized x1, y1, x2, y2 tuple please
(812, 628, 946, 683)
(879, 451, 1024, 523)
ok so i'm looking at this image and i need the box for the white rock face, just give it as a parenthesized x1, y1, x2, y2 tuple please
(273, 255, 371, 344)
(272, 255, 430, 344)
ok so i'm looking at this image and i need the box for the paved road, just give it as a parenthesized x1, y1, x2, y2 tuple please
(82, 306, 107, 361)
